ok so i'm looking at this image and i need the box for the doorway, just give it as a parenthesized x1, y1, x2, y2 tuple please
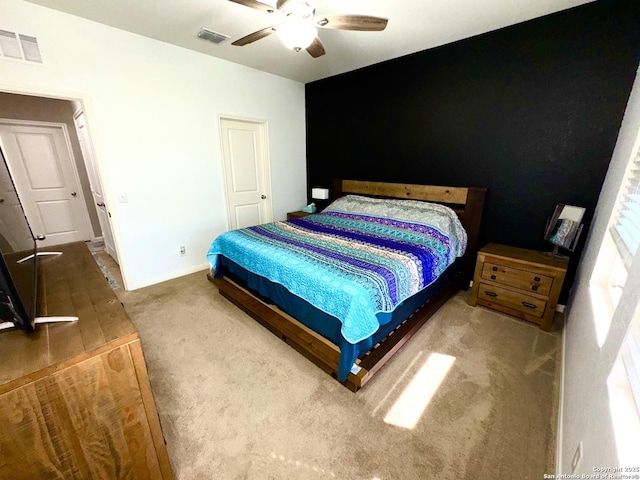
(0, 92, 117, 262)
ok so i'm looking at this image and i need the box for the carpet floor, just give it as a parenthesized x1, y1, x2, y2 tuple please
(116, 271, 561, 480)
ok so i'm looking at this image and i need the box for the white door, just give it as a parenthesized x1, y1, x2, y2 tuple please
(0, 121, 93, 247)
(220, 118, 272, 229)
(74, 110, 118, 263)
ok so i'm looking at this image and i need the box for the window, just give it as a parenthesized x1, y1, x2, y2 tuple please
(604, 131, 640, 464)
(610, 146, 640, 270)
(591, 134, 640, 346)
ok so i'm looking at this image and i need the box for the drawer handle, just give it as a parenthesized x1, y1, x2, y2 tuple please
(491, 275, 496, 280)
(532, 285, 538, 291)
(534, 276, 540, 282)
(522, 302, 537, 309)
(484, 291, 498, 297)
(492, 266, 498, 271)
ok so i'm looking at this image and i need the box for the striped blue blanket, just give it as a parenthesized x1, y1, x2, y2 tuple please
(207, 196, 466, 344)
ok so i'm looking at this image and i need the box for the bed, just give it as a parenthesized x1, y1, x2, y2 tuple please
(207, 179, 486, 391)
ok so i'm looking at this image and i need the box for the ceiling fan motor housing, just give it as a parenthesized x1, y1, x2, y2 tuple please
(277, 0, 315, 19)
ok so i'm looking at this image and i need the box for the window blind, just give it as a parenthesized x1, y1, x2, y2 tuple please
(611, 140, 640, 416)
(610, 146, 640, 269)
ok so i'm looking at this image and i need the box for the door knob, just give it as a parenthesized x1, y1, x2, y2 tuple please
(71, 191, 77, 197)
(261, 195, 267, 199)
(97, 202, 105, 207)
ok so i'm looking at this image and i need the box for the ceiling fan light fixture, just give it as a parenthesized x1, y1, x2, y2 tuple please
(276, 19, 317, 51)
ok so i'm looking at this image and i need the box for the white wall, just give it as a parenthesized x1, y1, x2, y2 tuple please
(559, 67, 640, 471)
(0, 0, 307, 289)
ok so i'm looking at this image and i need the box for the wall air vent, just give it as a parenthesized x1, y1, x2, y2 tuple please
(0, 29, 43, 64)
(19, 34, 42, 63)
(196, 28, 229, 44)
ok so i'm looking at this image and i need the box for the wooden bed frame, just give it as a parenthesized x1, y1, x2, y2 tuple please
(208, 179, 486, 392)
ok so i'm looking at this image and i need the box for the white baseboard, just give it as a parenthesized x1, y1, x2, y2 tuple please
(126, 262, 210, 291)
(556, 321, 567, 474)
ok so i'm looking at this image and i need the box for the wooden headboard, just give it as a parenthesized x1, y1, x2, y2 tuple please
(332, 179, 487, 283)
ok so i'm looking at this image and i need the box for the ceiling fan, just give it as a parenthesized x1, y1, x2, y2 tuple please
(228, 0, 388, 58)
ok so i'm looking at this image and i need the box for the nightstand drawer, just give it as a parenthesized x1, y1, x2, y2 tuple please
(481, 262, 553, 296)
(477, 282, 547, 318)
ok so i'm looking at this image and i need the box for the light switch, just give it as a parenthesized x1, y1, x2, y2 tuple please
(117, 192, 129, 203)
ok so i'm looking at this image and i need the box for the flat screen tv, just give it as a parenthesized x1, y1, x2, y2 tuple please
(0, 147, 38, 333)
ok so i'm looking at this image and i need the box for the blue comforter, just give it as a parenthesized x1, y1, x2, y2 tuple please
(207, 196, 467, 345)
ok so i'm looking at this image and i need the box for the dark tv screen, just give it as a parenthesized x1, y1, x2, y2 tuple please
(0, 147, 38, 333)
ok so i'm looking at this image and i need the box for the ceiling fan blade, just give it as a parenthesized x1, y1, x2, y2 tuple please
(316, 14, 388, 32)
(228, 0, 276, 14)
(231, 26, 277, 46)
(306, 37, 326, 58)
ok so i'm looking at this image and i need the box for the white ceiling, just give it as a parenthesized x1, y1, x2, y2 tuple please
(26, 0, 594, 84)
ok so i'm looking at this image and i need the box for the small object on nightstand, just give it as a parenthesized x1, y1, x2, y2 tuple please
(301, 202, 317, 213)
(543, 203, 586, 258)
(311, 187, 330, 200)
(287, 210, 313, 220)
(468, 243, 569, 331)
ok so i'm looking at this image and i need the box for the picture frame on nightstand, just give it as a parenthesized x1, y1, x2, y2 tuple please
(544, 204, 586, 256)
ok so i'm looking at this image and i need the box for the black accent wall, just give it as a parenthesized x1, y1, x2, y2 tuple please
(305, 0, 640, 301)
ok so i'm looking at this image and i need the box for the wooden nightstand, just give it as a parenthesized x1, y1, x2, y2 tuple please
(468, 243, 569, 331)
(287, 210, 314, 220)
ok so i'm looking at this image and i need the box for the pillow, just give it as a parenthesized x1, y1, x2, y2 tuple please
(323, 194, 468, 257)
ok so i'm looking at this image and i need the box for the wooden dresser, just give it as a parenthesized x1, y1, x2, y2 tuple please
(468, 243, 569, 331)
(0, 242, 173, 480)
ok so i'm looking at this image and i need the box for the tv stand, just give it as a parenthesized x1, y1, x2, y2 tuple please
(0, 242, 173, 479)
(16, 250, 62, 264)
(0, 316, 78, 331)
(34, 315, 78, 323)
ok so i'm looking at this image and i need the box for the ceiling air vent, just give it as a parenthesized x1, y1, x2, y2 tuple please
(196, 27, 229, 45)
(0, 29, 43, 64)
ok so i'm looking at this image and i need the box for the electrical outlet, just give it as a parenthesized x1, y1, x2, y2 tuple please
(179, 245, 186, 256)
(571, 441, 583, 473)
